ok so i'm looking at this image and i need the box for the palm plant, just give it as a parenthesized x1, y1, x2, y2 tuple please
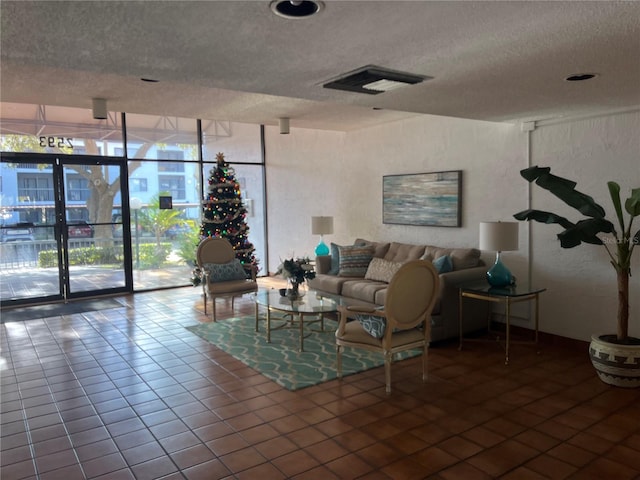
(514, 166, 640, 342)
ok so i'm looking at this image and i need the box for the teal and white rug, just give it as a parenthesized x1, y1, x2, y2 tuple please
(186, 316, 420, 391)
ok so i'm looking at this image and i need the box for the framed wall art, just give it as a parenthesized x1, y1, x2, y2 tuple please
(382, 170, 462, 227)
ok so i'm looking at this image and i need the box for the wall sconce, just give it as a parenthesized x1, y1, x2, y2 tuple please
(279, 117, 290, 134)
(92, 98, 108, 120)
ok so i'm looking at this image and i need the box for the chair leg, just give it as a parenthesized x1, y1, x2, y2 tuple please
(203, 291, 207, 315)
(422, 344, 429, 383)
(336, 345, 343, 379)
(255, 302, 259, 332)
(384, 351, 392, 395)
(212, 298, 217, 322)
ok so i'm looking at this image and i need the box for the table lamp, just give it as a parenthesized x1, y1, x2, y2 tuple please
(311, 216, 333, 256)
(479, 221, 519, 287)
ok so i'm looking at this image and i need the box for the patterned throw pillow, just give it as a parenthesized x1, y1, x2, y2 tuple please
(203, 259, 247, 282)
(364, 257, 403, 283)
(338, 244, 374, 277)
(356, 309, 387, 339)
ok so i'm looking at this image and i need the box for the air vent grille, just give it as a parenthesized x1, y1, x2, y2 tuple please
(323, 66, 428, 95)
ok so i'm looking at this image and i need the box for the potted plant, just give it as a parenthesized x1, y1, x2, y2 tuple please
(514, 166, 640, 387)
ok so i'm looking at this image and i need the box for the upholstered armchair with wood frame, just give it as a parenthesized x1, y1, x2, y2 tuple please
(335, 259, 440, 394)
(196, 237, 258, 321)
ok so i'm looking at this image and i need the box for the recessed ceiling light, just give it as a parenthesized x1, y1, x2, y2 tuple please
(565, 73, 598, 82)
(270, 0, 323, 19)
(141, 78, 159, 83)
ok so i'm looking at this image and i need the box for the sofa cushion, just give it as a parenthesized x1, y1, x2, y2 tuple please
(307, 274, 351, 295)
(450, 248, 482, 270)
(423, 246, 481, 271)
(364, 257, 403, 283)
(342, 279, 387, 303)
(354, 238, 391, 258)
(384, 242, 426, 263)
(338, 244, 374, 277)
(432, 255, 453, 274)
(203, 260, 247, 282)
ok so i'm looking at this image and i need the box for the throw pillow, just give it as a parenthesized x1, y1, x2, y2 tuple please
(203, 259, 247, 282)
(328, 242, 341, 275)
(338, 244, 374, 277)
(364, 257, 403, 283)
(356, 309, 386, 339)
(432, 255, 453, 274)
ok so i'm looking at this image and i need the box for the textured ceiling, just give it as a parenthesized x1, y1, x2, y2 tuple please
(1, 1, 639, 131)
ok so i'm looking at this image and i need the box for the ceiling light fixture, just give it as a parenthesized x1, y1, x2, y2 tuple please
(279, 117, 290, 134)
(323, 65, 429, 95)
(565, 73, 598, 82)
(270, 0, 323, 19)
(92, 98, 107, 120)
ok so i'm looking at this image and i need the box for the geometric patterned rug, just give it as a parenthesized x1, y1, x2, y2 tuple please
(186, 316, 421, 391)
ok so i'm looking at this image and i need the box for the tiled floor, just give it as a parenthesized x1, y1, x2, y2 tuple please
(1, 283, 639, 480)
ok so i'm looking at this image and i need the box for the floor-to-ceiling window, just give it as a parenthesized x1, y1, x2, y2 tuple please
(0, 102, 266, 306)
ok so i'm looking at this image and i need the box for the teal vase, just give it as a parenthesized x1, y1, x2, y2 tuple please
(486, 252, 513, 287)
(315, 237, 329, 256)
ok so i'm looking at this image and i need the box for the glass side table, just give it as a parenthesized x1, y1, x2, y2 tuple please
(458, 282, 546, 365)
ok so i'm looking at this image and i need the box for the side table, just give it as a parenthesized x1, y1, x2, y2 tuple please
(459, 282, 546, 365)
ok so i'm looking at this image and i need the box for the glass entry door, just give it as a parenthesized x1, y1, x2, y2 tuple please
(0, 155, 132, 306)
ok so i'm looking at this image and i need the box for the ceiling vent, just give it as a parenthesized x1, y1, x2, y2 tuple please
(323, 66, 429, 95)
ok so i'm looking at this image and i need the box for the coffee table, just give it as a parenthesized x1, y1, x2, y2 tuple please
(254, 288, 342, 351)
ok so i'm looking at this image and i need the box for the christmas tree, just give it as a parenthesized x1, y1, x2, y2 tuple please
(200, 152, 259, 272)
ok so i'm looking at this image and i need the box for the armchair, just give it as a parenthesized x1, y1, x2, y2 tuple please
(196, 237, 258, 321)
(336, 259, 440, 394)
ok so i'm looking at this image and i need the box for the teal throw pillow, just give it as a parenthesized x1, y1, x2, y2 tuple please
(328, 243, 341, 275)
(432, 254, 453, 274)
(204, 259, 247, 282)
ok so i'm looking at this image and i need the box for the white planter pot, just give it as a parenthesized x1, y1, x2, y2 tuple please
(589, 334, 640, 388)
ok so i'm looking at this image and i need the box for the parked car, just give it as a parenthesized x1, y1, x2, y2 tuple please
(68, 221, 94, 238)
(0, 223, 35, 242)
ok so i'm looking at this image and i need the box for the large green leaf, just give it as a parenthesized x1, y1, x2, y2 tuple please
(513, 209, 575, 230)
(625, 187, 640, 217)
(557, 218, 614, 248)
(513, 210, 614, 249)
(520, 166, 607, 218)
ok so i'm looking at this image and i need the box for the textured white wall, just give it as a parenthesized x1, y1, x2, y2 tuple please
(527, 111, 640, 341)
(264, 110, 639, 341)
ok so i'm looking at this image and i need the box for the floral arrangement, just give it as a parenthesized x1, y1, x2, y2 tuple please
(276, 257, 316, 285)
(191, 266, 203, 287)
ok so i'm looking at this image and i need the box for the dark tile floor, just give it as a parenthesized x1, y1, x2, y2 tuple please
(1, 283, 639, 479)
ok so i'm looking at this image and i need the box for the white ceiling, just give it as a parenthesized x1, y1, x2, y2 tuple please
(1, 1, 639, 132)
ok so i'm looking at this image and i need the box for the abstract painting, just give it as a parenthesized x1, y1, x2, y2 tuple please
(383, 170, 462, 227)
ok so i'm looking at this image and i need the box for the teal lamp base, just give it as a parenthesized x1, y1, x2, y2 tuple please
(486, 252, 513, 287)
(315, 238, 329, 256)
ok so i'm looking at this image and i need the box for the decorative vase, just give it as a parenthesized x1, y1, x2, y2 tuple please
(589, 333, 640, 388)
(286, 280, 306, 300)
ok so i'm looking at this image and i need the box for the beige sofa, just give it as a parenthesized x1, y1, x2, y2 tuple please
(307, 239, 489, 343)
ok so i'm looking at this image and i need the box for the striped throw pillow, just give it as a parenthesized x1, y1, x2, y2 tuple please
(338, 245, 374, 277)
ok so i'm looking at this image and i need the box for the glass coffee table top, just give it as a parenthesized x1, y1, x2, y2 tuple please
(254, 288, 344, 351)
(254, 288, 343, 313)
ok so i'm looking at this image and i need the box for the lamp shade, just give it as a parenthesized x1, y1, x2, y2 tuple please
(311, 216, 333, 235)
(479, 222, 519, 252)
